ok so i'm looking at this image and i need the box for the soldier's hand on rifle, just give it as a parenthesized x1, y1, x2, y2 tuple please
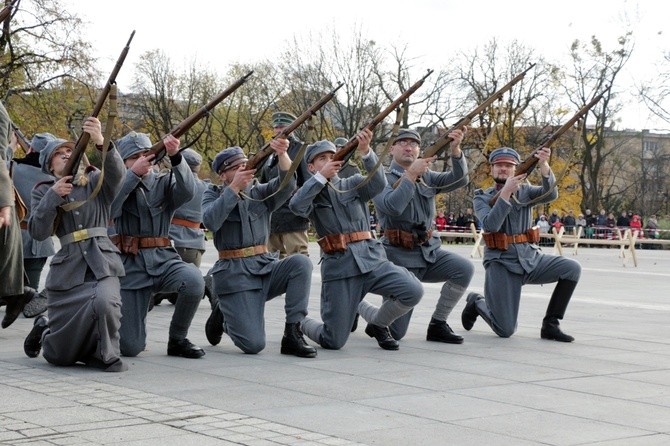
(405, 156, 437, 182)
(500, 173, 527, 200)
(82, 117, 104, 146)
(228, 165, 255, 194)
(534, 147, 551, 176)
(0, 206, 12, 229)
(130, 153, 155, 177)
(52, 176, 74, 197)
(319, 160, 343, 180)
(355, 128, 373, 156)
(163, 134, 180, 157)
(449, 126, 467, 156)
(270, 137, 291, 171)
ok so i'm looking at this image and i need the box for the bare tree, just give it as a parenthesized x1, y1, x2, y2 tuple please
(560, 34, 633, 212)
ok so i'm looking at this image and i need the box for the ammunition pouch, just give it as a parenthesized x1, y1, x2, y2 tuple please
(385, 228, 433, 249)
(110, 235, 172, 255)
(482, 226, 541, 251)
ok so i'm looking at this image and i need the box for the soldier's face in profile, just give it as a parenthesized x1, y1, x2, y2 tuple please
(50, 146, 72, 177)
(308, 152, 334, 173)
(124, 150, 149, 169)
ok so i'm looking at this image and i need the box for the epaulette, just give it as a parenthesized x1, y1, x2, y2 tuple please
(474, 188, 484, 196)
(85, 165, 98, 173)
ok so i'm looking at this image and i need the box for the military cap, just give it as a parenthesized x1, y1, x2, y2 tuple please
(272, 111, 297, 128)
(39, 138, 73, 175)
(30, 132, 57, 154)
(181, 148, 202, 168)
(394, 128, 421, 144)
(333, 137, 348, 148)
(305, 140, 337, 164)
(488, 147, 521, 165)
(116, 132, 152, 160)
(212, 146, 248, 174)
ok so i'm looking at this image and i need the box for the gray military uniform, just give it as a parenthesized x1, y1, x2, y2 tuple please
(202, 169, 312, 354)
(12, 156, 56, 287)
(0, 100, 23, 298)
(29, 143, 126, 371)
(473, 172, 581, 337)
(373, 156, 474, 339)
(112, 154, 204, 357)
(289, 150, 423, 349)
(168, 177, 207, 263)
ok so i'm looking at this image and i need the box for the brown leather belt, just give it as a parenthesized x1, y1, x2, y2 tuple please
(20, 221, 28, 230)
(385, 228, 433, 249)
(218, 244, 268, 259)
(171, 217, 201, 229)
(482, 226, 540, 250)
(318, 231, 372, 254)
(110, 235, 172, 255)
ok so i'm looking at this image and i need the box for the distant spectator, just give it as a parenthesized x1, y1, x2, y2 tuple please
(629, 214, 642, 233)
(447, 212, 457, 226)
(646, 214, 660, 238)
(435, 211, 447, 231)
(549, 209, 560, 225)
(562, 210, 576, 234)
(616, 211, 630, 228)
(537, 214, 550, 234)
(584, 209, 597, 227)
(462, 207, 478, 230)
(596, 209, 607, 226)
(606, 212, 616, 228)
(575, 213, 586, 230)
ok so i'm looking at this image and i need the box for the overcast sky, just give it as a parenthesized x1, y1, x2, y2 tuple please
(65, 0, 668, 131)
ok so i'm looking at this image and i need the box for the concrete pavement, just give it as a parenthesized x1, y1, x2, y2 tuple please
(1, 241, 669, 445)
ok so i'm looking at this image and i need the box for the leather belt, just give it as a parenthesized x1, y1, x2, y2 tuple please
(20, 221, 28, 230)
(59, 227, 108, 245)
(218, 244, 268, 259)
(385, 228, 433, 249)
(171, 217, 201, 229)
(109, 235, 172, 255)
(482, 226, 540, 250)
(318, 231, 372, 254)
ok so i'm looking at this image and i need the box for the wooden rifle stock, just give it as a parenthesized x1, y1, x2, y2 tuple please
(487, 88, 608, 207)
(62, 30, 135, 178)
(146, 70, 254, 160)
(245, 82, 344, 170)
(423, 63, 536, 159)
(332, 70, 434, 164)
(0, 0, 16, 22)
(10, 123, 31, 154)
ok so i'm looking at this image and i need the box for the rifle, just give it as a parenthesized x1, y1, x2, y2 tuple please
(10, 123, 30, 154)
(146, 70, 254, 160)
(488, 88, 608, 207)
(332, 70, 434, 164)
(0, 0, 16, 22)
(424, 63, 536, 159)
(62, 30, 135, 178)
(245, 82, 344, 170)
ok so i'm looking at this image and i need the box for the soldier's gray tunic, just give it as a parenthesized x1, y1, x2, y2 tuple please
(289, 151, 423, 349)
(0, 101, 23, 297)
(12, 156, 56, 287)
(373, 156, 474, 339)
(29, 145, 126, 370)
(111, 156, 204, 357)
(202, 169, 312, 354)
(169, 177, 207, 251)
(473, 172, 581, 337)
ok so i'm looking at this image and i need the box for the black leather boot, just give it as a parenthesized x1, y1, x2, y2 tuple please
(350, 313, 359, 332)
(167, 338, 205, 358)
(365, 324, 399, 350)
(281, 322, 317, 358)
(541, 279, 577, 343)
(2, 287, 35, 328)
(461, 292, 483, 330)
(426, 318, 464, 344)
(205, 306, 224, 346)
(24, 315, 49, 358)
